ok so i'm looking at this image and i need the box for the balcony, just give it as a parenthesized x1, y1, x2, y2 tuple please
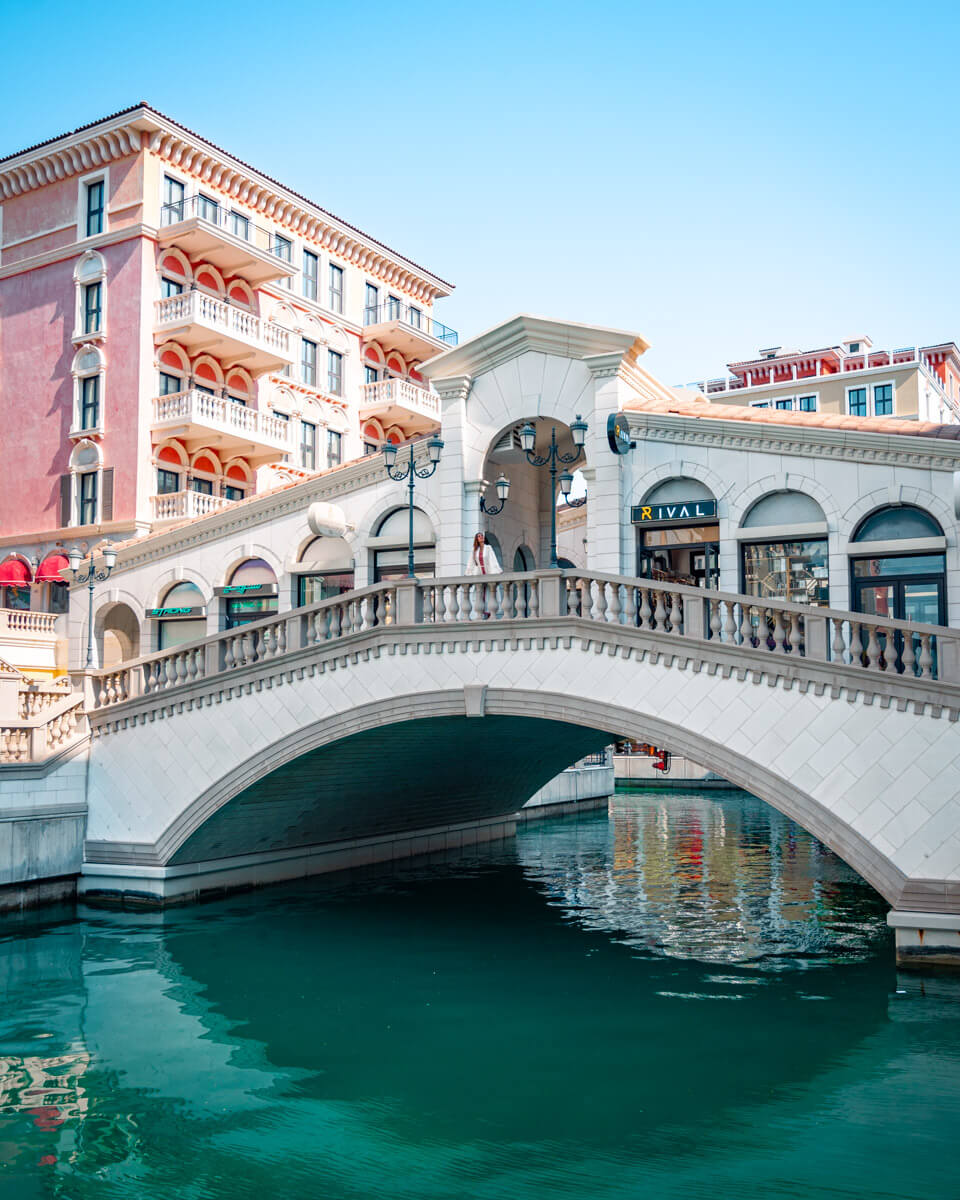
(150, 490, 238, 524)
(158, 196, 298, 288)
(362, 301, 458, 360)
(154, 292, 293, 376)
(151, 390, 293, 466)
(360, 377, 441, 434)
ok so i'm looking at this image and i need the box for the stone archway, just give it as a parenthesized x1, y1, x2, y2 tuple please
(96, 602, 140, 669)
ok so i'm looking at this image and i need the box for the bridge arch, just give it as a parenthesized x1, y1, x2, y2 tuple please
(121, 685, 903, 908)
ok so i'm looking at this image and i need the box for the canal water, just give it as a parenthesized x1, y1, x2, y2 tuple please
(1, 789, 959, 1200)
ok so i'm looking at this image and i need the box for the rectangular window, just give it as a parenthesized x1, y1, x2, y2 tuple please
(79, 471, 98, 525)
(365, 283, 379, 323)
(80, 376, 100, 429)
(300, 420, 317, 470)
(159, 371, 182, 395)
(162, 176, 185, 225)
(303, 251, 319, 301)
(750, 401, 770, 409)
(157, 468, 180, 495)
(874, 383, 893, 416)
(301, 338, 317, 387)
(848, 387, 867, 417)
(387, 294, 401, 320)
(272, 410, 289, 423)
(273, 234, 292, 262)
(774, 398, 793, 410)
(231, 211, 250, 240)
(83, 282, 102, 334)
(798, 394, 817, 412)
(190, 478, 213, 496)
(85, 180, 104, 237)
(742, 539, 829, 608)
(223, 484, 245, 502)
(328, 349, 343, 396)
(198, 193, 220, 224)
(161, 276, 183, 298)
(327, 429, 342, 467)
(365, 365, 379, 385)
(329, 264, 344, 313)
(195, 384, 215, 396)
(409, 305, 422, 329)
(364, 442, 378, 456)
(227, 393, 247, 408)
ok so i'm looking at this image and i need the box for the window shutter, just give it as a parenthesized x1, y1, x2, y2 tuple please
(59, 475, 72, 527)
(101, 468, 114, 522)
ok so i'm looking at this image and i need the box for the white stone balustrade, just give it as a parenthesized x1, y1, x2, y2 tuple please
(360, 377, 441, 421)
(154, 292, 291, 361)
(0, 610, 59, 636)
(152, 390, 293, 450)
(86, 569, 960, 715)
(150, 491, 237, 522)
(0, 697, 86, 764)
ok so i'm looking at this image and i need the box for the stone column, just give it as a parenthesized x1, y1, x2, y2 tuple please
(582, 353, 629, 575)
(431, 374, 473, 577)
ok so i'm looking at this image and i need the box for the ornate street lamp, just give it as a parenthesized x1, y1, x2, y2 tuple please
(519, 416, 588, 568)
(478, 473, 510, 516)
(382, 435, 443, 578)
(68, 542, 117, 669)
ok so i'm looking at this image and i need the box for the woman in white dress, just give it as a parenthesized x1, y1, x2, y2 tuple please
(465, 531, 502, 576)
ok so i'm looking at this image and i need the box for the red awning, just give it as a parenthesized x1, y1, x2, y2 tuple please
(35, 553, 69, 584)
(0, 557, 32, 586)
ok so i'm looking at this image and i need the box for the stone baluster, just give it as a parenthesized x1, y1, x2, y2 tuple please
(254, 627, 266, 662)
(723, 601, 737, 645)
(831, 618, 847, 665)
(606, 583, 621, 624)
(866, 624, 883, 671)
(709, 599, 722, 642)
(504, 581, 518, 620)
(422, 585, 434, 625)
(901, 630, 917, 677)
(639, 587, 652, 630)
(740, 604, 754, 648)
(668, 592, 682, 634)
(788, 611, 802, 655)
(275, 620, 287, 656)
(919, 633, 934, 679)
(653, 590, 667, 633)
(441, 585, 458, 624)
(587, 580, 600, 622)
(849, 622, 862, 668)
(623, 584, 638, 627)
(564, 578, 578, 618)
(468, 584, 481, 621)
(773, 610, 787, 654)
(176, 653, 188, 686)
(360, 595, 373, 632)
(528, 579, 540, 618)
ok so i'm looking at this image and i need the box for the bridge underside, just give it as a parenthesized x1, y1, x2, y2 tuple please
(81, 715, 610, 905)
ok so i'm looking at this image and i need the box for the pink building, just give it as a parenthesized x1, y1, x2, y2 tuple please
(0, 103, 456, 635)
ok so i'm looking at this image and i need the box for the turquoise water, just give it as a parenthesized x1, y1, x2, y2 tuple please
(1, 789, 959, 1199)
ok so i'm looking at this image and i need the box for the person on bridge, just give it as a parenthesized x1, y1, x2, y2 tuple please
(466, 532, 502, 576)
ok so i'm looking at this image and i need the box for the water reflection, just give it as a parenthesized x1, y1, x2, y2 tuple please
(0, 790, 957, 1200)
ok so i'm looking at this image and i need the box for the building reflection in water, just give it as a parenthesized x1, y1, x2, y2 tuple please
(517, 789, 886, 965)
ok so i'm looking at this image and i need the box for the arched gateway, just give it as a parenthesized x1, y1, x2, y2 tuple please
(83, 569, 960, 966)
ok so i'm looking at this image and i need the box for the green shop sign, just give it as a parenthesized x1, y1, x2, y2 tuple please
(146, 606, 206, 619)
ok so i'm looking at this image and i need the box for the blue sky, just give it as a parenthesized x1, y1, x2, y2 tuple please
(3, 0, 958, 382)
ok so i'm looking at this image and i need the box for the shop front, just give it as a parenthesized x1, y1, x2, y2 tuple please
(371, 507, 436, 582)
(633, 482, 719, 588)
(738, 492, 830, 607)
(294, 536, 355, 606)
(850, 506, 946, 627)
(218, 559, 279, 629)
(148, 581, 207, 651)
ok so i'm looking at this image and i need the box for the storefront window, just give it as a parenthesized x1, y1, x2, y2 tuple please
(632, 481, 719, 588)
(296, 536, 355, 605)
(155, 581, 207, 651)
(373, 507, 436, 582)
(223, 558, 278, 629)
(741, 540, 829, 607)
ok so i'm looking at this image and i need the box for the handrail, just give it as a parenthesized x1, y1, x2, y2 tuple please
(0, 697, 86, 764)
(152, 389, 292, 446)
(362, 301, 458, 346)
(160, 195, 290, 260)
(86, 570, 960, 713)
(154, 292, 292, 357)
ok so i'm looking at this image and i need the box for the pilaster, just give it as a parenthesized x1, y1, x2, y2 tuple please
(582, 353, 629, 575)
(432, 374, 473, 576)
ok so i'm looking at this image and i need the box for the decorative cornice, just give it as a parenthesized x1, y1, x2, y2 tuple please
(0, 104, 453, 302)
(627, 411, 960, 472)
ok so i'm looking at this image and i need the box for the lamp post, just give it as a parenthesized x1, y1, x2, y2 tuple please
(478, 473, 510, 516)
(382, 435, 443, 578)
(519, 416, 588, 568)
(68, 542, 117, 669)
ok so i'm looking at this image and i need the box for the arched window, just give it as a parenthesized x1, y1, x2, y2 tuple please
(295, 536, 355, 605)
(71, 344, 105, 436)
(223, 558, 278, 629)
(65, 440, 111, 529)
(373, 506, 436, 581)
(853, 505, 943, 542)
(742, 491, 826, 528)
(851, 505, 946, 627)
(636, 478, 719, 588)
(513, 545, 536, 572)
(0, 555, 33, 610)
(154, 580, 207, 650)
(739, 490, 829, 607)
(189, 449, 222, 498)
(73, 251, 106, 341)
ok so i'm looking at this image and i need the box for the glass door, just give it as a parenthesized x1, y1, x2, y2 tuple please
(852, 577, 944, 674)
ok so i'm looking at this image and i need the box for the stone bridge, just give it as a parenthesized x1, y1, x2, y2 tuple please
(74, 568, 960, 965)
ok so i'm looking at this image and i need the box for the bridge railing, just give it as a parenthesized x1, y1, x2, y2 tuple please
(87, 569, 960, 712)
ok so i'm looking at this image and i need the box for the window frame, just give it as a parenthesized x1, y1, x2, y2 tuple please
(300, 420, 317, 470)
(797, 393, 819, 412)
(303, 250, 319, 301)
(78, 468, 99, 526)
(300, 337, 318, 387)
(161, 174, 186, 226)
(83, 281, 102, 335)
(76, 169, 109, 240)
(873, 380, 894, 416)
(80, 375, 100, 431)
(846, 385, 868, 417)
(327, 429, 343, 467)
(329, 263, 344, 313)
